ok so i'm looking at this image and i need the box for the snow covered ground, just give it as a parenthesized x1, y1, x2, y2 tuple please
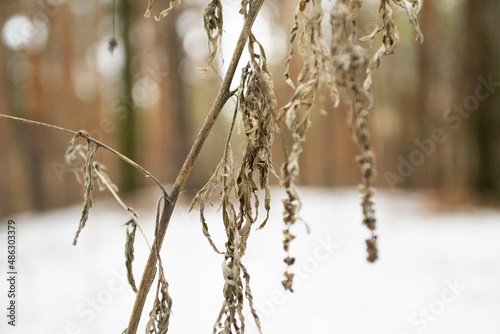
(1, 187, 499, 334)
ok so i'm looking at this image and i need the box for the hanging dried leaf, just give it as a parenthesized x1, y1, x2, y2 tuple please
(281, 272, 294, 292)
(146, 198, 174, 334)
(391, 0, 423, 41)
(189, 153, 229, 255)
(145, 266, 173, 334)
(125, 220, 138, 293)
(64, 143, 86, 183)
(201, 0, 223, 71)
(241, 262, 262, 333)
(72, 142, 97, 246)
(145, 0, 181, 20)
(236, 35, 276, 238)
(94, 162, 119, 192)
(279, 0, 335, 290)
(329, 0, 379, 263)
(192, 31, 275, 334)
(366, 236, 378, 263)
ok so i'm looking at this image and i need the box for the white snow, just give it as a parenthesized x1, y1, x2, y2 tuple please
(1, 187, 499, 334)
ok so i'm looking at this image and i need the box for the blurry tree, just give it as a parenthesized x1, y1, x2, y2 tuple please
(119, 0, 139, 192)
(0, 1, 45, 212)
(162, 8, 191, 183)
(1, 0, 499, 218)
(464, 0, 500, 197)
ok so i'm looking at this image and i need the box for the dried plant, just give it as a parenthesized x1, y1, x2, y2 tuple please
(188, 15, 281, 328)
(125, 220, 138, 293)
(278, 0, 335, 291)
(202, 0, 224, 71)
(278, 0, 423, 269)
(145, 265, 172, 334)
(64, 131, 153, 289)
(0, 0, 423, 333)
(329, 0, 378, 262)
(191, 48, 274, 330)
(144, 197, 173, 334)
(236, 35, 276, 232)
(145, 0, 182, 20)
(70, 134, 97, 246)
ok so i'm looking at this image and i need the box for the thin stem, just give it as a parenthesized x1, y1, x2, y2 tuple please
(0, 113, 167, 195)
(124, 1, 267, 333)
(90, 158, 152, 249)
(112, 0, 116, 39)
(0, 114, 75, 135)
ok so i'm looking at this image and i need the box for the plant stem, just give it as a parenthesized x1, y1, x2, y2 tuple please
(0, 114, 167, 195)
(124, 1, 266, 333)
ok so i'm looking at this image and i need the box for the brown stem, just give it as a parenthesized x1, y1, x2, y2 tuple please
(124, 1, 266, 333)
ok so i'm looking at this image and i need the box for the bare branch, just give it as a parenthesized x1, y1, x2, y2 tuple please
(0, 113, 167, 196)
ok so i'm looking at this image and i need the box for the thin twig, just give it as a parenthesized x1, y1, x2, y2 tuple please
(0, 113, 167, 195)
(124, 1, 267, 333)
(0, 114, 75, 135)
(89, 157, 152, 249)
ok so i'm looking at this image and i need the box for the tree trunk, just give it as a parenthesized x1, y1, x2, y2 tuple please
(464, 0, 500, 197)
(162, 8, 191, 185)
(119, 0, 138, 192)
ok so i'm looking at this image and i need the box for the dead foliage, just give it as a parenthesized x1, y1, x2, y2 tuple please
(278, 0, 423, 272)
(0, 1, 423, 333)
(202, 0, 224, 71)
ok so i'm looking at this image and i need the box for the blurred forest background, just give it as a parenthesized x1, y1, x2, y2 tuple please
(0, 0, 499, 216)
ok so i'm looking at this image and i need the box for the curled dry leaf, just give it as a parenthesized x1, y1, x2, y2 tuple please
(94, 162, 118, 192)
(201, 0, 223, 71)
(193, 24, 275, 334)
(366, 236, 378, 263)
(189, 150, 230, 255)
(146, 198, 173, 334)
(125, 220, 138, 293)
(279, 0, 422, 266)
(145, 0, 181, 20)
(329, 0, 379, 262)
(72, 141, 97, 246)
(237, 35, 276, 235)
(145, 266, 173, 334)
(64, 143, 87, 183)
(279, 0, 334, 290)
